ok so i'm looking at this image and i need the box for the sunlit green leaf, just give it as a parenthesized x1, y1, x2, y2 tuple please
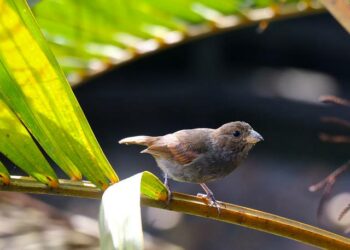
(0, 0, 118, 188)
(99, 171, 168, 249)
(0, 161, 10, 185)
(0, 97, 58, 187)
(30, 0, 321, 85)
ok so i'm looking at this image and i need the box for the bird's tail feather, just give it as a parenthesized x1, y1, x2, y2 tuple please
(118, 136, 157, 146)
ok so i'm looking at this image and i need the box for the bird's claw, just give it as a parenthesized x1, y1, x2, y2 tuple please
(197, 193, 221, 215)
(166, 188, 172, 206)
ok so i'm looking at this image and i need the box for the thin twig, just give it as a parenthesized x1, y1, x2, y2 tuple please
(319, 133, 350, 143)
(339, 203, 350, 221)
(321, 116, 350, 129)
(319, 95, 350, 107)
(309, 162, 349, 192)
(309, 161, 350, 220)
(0, 176, 349, 249)
(317, 95, 350, 222)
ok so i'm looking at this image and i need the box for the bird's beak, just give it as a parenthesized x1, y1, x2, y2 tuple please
(245, 130, 264, 144)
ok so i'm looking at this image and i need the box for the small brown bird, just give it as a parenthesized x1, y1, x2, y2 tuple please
(119, 121, 263, 210)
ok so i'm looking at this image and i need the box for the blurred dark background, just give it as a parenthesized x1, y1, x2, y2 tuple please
(34, 12, 350, 250)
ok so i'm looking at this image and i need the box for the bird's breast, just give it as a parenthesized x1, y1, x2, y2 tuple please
(155, 154, 240, 184)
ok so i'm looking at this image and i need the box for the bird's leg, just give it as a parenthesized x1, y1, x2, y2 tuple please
(198, 183, 220, 214)
(164, 173, 169, 189)
(163, 173, 172, 206)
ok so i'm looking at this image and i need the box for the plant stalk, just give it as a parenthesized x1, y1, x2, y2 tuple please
(1, 176, 349, 249)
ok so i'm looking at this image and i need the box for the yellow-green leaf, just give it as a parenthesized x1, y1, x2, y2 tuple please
(0, 97, 58, 187)
(99, 171, 168, 249)
(0, 0, 118, 188)
(0, 161, 10, 185)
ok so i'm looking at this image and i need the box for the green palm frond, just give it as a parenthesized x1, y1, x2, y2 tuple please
(31, 0, 324, 86)
(0, 0, 118, 188)
(0, 161, 10, 185)
(0, 98, 57, 186)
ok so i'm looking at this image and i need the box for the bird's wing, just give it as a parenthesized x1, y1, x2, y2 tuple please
(142, 129, 209, 165)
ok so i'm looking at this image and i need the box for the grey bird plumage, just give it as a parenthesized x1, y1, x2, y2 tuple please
(119, 121, 263, 208)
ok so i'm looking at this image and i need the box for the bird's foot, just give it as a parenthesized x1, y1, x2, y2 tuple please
(197, 192, 221, 215)
(166, 188, 172, 206)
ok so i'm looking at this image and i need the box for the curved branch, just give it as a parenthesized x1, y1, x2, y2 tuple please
(1, 176, 349, 249)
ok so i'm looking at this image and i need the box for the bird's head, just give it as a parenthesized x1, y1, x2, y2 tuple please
(211, 121, 263, 152)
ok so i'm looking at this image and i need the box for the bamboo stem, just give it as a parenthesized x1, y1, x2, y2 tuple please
(1, 176, 349, 249)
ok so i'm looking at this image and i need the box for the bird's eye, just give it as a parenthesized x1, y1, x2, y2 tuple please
(233, 130, 241, 137)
